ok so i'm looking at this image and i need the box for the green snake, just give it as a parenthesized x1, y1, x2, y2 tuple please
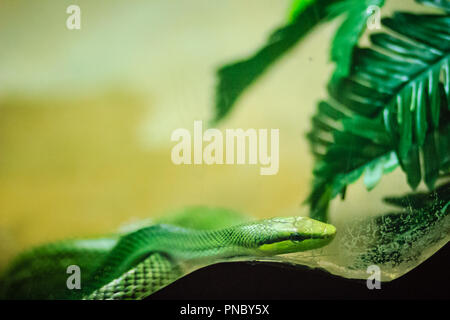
(0, 207, 336, 300)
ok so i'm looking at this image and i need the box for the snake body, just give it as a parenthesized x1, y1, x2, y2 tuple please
(0, 210, 336, 300)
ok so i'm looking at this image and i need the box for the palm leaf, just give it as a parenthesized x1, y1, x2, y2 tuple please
(307, 11, 450, 221)
(213, 0, 337, 123)
(328, 0, 385, 78)
(213, 0, 389, 122)
(288, 0, 317, 22)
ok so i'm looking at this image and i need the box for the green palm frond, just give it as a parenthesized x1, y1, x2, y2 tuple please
(214, 0, 336, 123)
(214, 0, 388, 122)
(288, 0, 317, 22)
(328, 0, 385, 78)
(383, 179, 449, 209)
(307, 11, 450, 221)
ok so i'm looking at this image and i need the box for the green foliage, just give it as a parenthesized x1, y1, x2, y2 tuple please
(307, 10, 450, 221)
(288, 0, 317, 22)
(328, 0, 385, 78)
(214, 0, 386, 123)
(214, 0, 449, 223)
(214, 0, 338, 123)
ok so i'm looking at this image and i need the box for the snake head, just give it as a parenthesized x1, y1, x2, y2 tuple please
(254, 216, 336, 255)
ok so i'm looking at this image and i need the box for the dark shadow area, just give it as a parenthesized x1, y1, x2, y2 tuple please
(149, 242, 450, 300)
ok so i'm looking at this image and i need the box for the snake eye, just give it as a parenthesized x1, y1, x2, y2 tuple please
(288, 233, 309, 242)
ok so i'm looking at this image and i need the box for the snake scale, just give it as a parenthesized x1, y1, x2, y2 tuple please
(0, 208, 336, 300)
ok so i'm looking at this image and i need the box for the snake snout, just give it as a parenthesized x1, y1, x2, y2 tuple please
(255, 217, 337, 255)
(322, 223, 337, 239)
(292, 217, 336, 239)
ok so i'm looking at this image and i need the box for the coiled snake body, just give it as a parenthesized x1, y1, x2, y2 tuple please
(0, 209, 336, 300)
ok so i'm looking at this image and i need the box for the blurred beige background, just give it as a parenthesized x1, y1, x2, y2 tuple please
(0, 0, 423, 268)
